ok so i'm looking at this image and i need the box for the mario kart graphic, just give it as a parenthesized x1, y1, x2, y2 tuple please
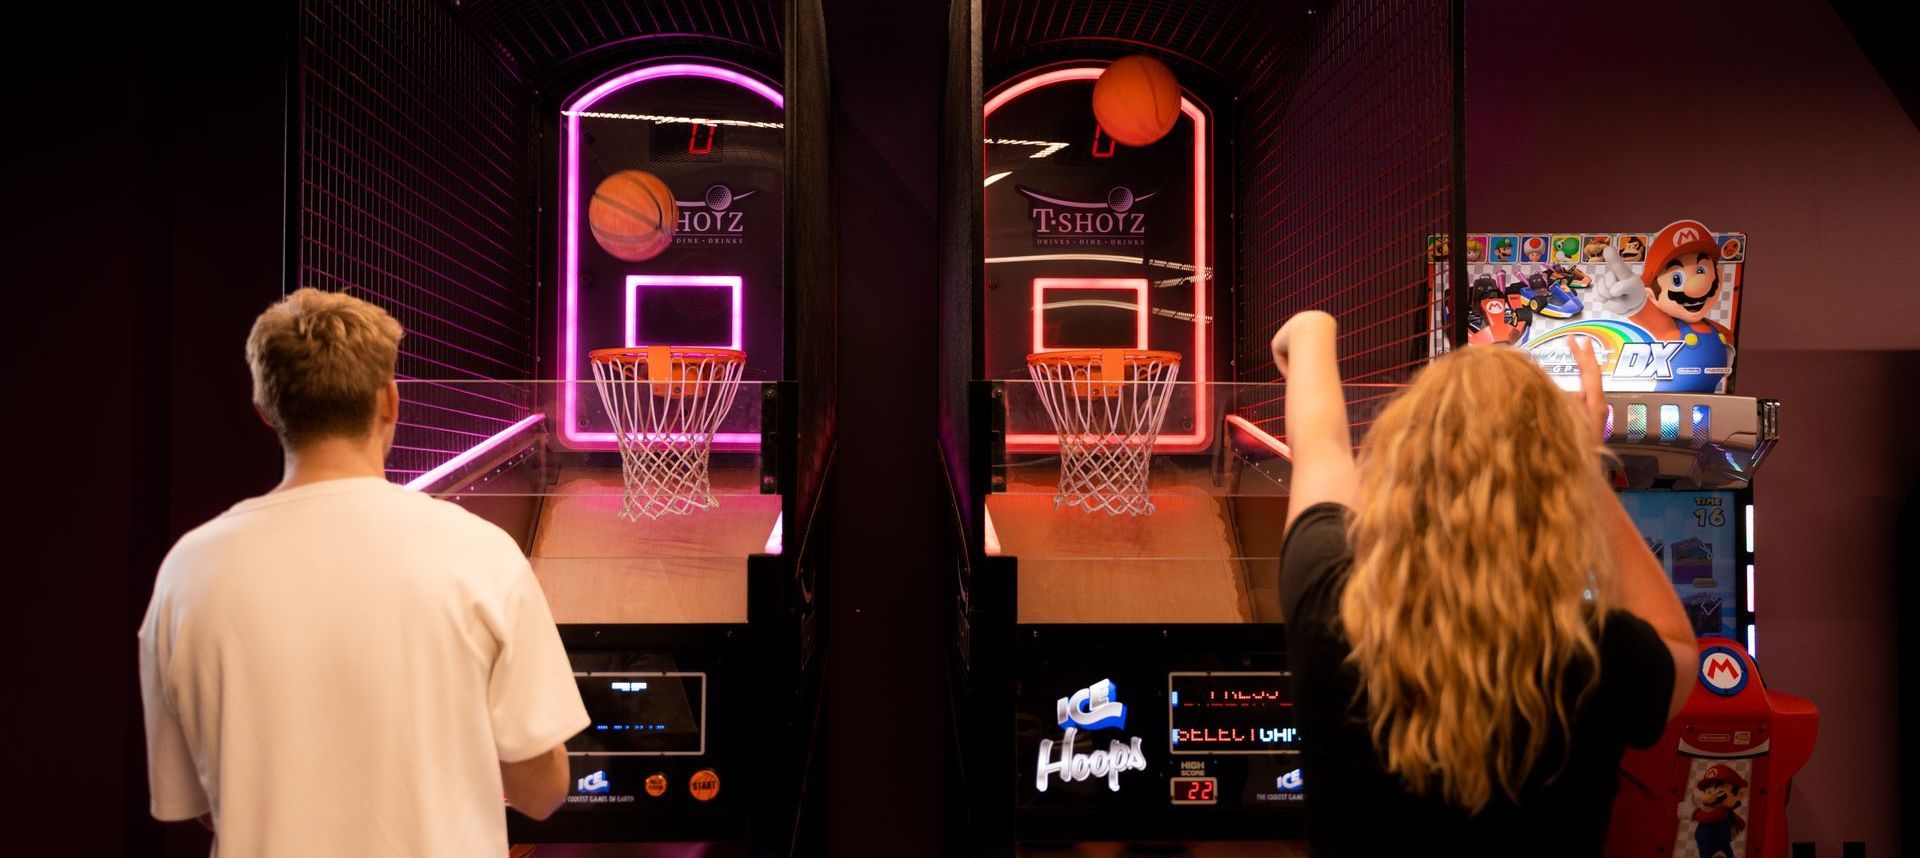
(1433, 219, 1744, 392)
(1686, 763, 1749, 858)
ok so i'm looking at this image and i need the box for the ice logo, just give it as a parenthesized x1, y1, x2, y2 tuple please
(577, 770, 610, 795)
(1036, 679, 1147, 792)
(1277, 769, 1304, 793)
(1057, 678, 1128, 730)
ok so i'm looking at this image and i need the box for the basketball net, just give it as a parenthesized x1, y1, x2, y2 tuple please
(1026, 349, 1181, 516)
(589, 346, 746, 520)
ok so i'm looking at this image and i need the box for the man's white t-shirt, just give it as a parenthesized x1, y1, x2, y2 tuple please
(139, 476, 589, 857)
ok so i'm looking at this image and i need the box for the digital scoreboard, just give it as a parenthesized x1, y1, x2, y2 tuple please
(1168, 672, 1300, 755)
(573, 672, 706, 755)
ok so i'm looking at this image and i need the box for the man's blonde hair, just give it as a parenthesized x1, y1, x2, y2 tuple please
(245, 288, 404, 446)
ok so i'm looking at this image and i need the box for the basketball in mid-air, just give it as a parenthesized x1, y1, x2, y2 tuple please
(1092, 55, 1181, 147)
(589, 170, 677, 262)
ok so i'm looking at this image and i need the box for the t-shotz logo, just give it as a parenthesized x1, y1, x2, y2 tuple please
(673, 184, 756, 245)
(1018, 185, 1154, 247)
(1036, 679, 1148, 793)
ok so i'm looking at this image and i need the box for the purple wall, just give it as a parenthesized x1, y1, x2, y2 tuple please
(1469, 0, 1920, 852)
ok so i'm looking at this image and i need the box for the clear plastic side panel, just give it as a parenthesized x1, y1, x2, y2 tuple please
(390, 379, 779, 624)
(986, 379, 1401, 625)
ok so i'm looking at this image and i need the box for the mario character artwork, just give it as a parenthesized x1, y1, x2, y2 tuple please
(1466, 274, 1529, 345)
(1612, 219, 1735, 395)
(1433, 220, 1743, 393)
(1428, 234, 1449, 262)
(1688, 763, 1748, 858)
(1559, 221, 1743, 395)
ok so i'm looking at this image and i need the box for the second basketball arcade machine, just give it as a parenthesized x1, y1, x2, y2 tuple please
(315, 1, 834, 854)
(944, 0, 1443, 851)
(942, 1, 1814, 855)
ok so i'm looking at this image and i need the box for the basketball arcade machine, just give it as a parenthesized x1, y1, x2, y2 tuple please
(292, 1, 831, 853)
(971, 61, 1302, 851)
(1431, 226, 1820, 856)
(941, 1, 1458, 853)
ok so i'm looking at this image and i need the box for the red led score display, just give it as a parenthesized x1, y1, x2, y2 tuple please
(1169, 776, 1218, 805)
(1168, 672, 1300, 755)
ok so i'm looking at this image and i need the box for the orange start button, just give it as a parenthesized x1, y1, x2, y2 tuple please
(689, 769, 721, 802)
(643, 773, 668, 797)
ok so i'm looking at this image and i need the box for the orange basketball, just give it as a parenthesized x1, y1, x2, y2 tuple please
(1092, 55, 1181, 147)
(589, 170, 677, 262)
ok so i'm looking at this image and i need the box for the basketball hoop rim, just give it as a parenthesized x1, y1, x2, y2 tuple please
(589, 346, 747, 365)
(1025, 348, 1183, 368)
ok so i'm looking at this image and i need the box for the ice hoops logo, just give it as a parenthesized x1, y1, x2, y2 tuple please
(673, 184, 757, 246)
(1699, 646, 1749, 697)
(1057, 678, 1128, 730)
(1017, 185, 1155, 248)
(1036, 679, 1149, 793)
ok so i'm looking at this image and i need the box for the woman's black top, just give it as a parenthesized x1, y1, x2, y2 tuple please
(1281, 502, 1676, 857)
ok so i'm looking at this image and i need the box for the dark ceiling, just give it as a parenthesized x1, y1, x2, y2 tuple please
(454, 0, 784, 90)
(984, 0, 1320, 94)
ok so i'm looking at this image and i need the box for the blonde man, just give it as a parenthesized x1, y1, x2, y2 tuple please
(139, 288, 586, 856)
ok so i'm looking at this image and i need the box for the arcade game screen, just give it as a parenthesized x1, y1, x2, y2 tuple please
(1618, 490, 1742, 639)
(572, 672, 707, 755)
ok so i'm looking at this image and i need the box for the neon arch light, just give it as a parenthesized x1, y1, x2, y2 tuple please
(561, 63, 783, 449)
(985, 67, 1211, 453)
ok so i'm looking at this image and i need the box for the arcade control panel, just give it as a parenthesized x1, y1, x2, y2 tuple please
(509, 628, 753, 843)
(1013, 626, 1303, 841)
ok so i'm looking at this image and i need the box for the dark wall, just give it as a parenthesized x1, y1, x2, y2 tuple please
(1232, 0, 1456, 433)
(1468, 0, 1920, 851)
(820, 0, 952, 854)
(786, 0, 839, 533)
(12, 1, 287, 854)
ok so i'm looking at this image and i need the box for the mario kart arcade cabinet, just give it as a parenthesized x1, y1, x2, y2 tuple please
(1431, 221, 1818, 856)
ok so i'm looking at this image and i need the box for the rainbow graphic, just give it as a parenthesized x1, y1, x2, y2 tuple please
(1524, 320, 1655, 391)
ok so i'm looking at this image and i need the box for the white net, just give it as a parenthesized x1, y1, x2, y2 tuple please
(589, 346, 747, 520)
(1026, 349, 1182, 516)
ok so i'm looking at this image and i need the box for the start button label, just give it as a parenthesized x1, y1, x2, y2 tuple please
(689, 769, 721, 802)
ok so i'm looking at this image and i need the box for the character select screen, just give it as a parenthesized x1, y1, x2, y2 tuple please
(1619, 491, 1740, 638)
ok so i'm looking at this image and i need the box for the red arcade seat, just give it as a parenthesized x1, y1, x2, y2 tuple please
(1607, 638, 1817, 858)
